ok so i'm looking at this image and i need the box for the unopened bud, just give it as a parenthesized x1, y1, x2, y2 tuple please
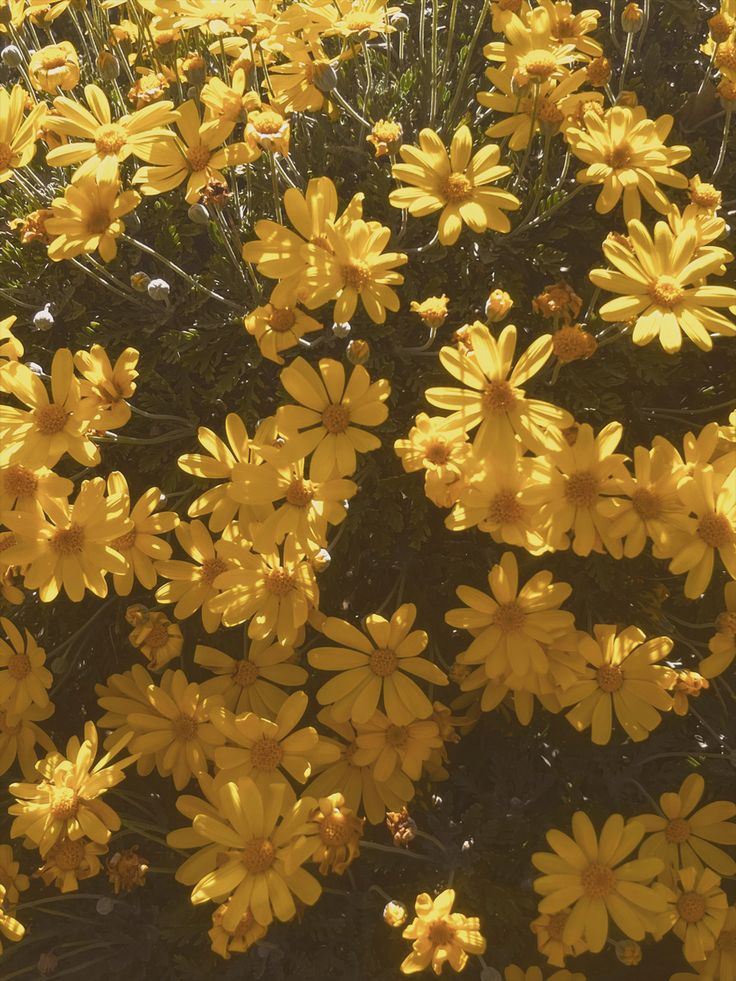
(188, 202, 210, 224)
(615, 939, 642, 965)
(585, 56, 611, 88)
(390, 11, 410, 31)
(383, 900, 407, 927)
(96, 50, 120, 81)
(96, 897, 115, 915)
(33, 305, 54, 331)
(485, 289, 513, 322)
(186, 85, 199, 100)
(313, 63, 338, 93)
(332, 321, 351, 338)
(709, 12, 734, 43)
(621, 2, 643, 31)
(147, 278, 170, 301)
(1, 44, 22, 67)
(346, 338, 370, 365)
(28, 361, 44, 375)
(130, 271, 150, 292)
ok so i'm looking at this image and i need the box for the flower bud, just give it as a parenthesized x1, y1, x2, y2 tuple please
(312, 548, 331, 572)
(616, 90, 639, 108)
(28, 362, 44, 375)
(313, 62, 338, 93)
(347, 338, 370, 365)
(390, 11, 410, 31)
(96, 50, 120, 81)
(709, 12, 734, 43)
(188, 202, 210, 224)
(367, 119, 403, 157)
(718, 77, 736, 107)
(485, 289, 513, 322)
(181, 51, 206, 87)
(383, 900, 407, 928)
(585, 56, 611, 88)
(147, 278, 170, 301)
(615, 939, 642, 965)
(96, 897, 115, 915)
(621, 2, 643, 31)
(130, 271, 150, 292)
(186, 85, 199, 101)
(332, 321, 351, 338)
(1, 45, 23, 67)
(33, 305, 54, 331)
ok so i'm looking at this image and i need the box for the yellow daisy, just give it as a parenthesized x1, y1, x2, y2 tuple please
(352, 710, 442, 782)
(308, 792, 364, 875)
(701, 581, 736, 679)
(504, 968, 585, 981)
(208, 903, 267, 960)
(0, 884, 24, 954)
(693, 904, 736, 980)
(46, 177, 141, 263)
(0, 316, 23, 364)
(484, 7, 578, 87)
(0, 85, 47, 184)
(0, 617, 52, 719)
(126, 607, 183, 671)
(0, 844, 29, 904)
(244, 301, 322, 365)
(389, 125, 520, 246)
(73, 345, 139, 431)
(38, 836, 106, 893)
(0, 701, 55, 780)
(663, 867, 728, 964)
(400, 889, 486, 975)
(28, 41, 79, 94)
(530, 908, 589, 968)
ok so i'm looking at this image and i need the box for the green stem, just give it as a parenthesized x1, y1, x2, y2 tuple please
(443, 0, 490, 131)
(267, 151, 283, 223)
(713, 107, 733, 179)
(618, 31, 634, 94)
(429, 0, 439, 122)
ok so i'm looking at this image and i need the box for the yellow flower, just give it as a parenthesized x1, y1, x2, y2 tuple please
(484, 7, 578, 87)
(302, 216, 407, 324)
(106, 844, 149, 895)
(245, 103, 290, 156)
(38, 836, 106, 893)
(123, 669, 224, 790)
(0, 844, 29, 904)
(178, 414, 274, 533)
(689, 174, 722, 213)
(525, 421, 629, 557)
(44, 83, 175, 183)
(589, 219, 736, 353)
(400, 888, 486, 975)
(196, 635, 307, 717)
(209, 534, 319, 644)
(505, 969, 586, 981)
(367, 118, 404, 157)
(316, 0, 399, 38)
(308, 792, 364, 875)
(244, 301, 322, 365)
(559, 625, 675, 744)
(200, 69, 261, 129)
(0, 617, 52, 719)
(127, 607, 183, 671)
(132, 99, 256, 203)
(395, 413, 473, 508)
(309, 603, 447, 725)
(2, 476, 130, 602)
(209, 902, 267, 960)
(410, 296, 450, 330)
(0, 702, 55, 780)
(0, 348, 99, 469)
(532, 811, 667, 953)
(701, 582, 736, 679)
(539, 0, 602, 57)
(0, 883, 24, 954)
(276, 357, 390, 480)
(28, 41, 79, 94)
(663, 867, 728, 964)
(390, 125, 520, 246)
(352, 710, 442, 782)
(425, 322, 572, 456)
(73, 345, 139, 431)
(0, 85, 47, 184)
(693, 904, 736, 980)
(672, 669, 709, 717)
(46, 176, 141, 263)
(667, 465, 736, 598)
(566, 106, 690, 221)
(530, 908, 588, 968)
(9, 721, 136, 856)
(185, 777, 321, 927)
(0, 316, 22, 365)
(551, 325, 597, 364)
(633, 773, 736, 878)
(448, 551, 575, 692)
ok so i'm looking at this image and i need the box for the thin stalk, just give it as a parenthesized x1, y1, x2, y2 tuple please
(443, 0, 491, 131)
(697, 46, 719, 98)
(439, 0, 461, 93)
(361, 41, 374, 125)
(618, 31, 634, 94)
(513, 85, 541, 187)
(712, 106, 733, 179)
(128, 403, 192, 425)
(429, 0, 440, 122)
(361, 840, 437, 863)
(267, 151, 283, 223)
(94, 430, 192, 446)
(332, 88, 371, 128)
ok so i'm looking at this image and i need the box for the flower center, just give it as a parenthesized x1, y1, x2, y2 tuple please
(7, 653, 31, 680)
(35, 403, 68, 435)
(112, 528, 137, 551)
(265, 568, 295, 596)
(650, 276, 685, 308)
(285, 479, 314, 508)
(240, 836, 275, 873)
(269, 308, 296, 333)
(320, 812, 350, 845)
(519, 50, 558, 80)
(53, 838, 86, 871)
(547, 910, 568, 940)
(481, 380, 517, 413)
(250, 734, 284, 771)
(0, 142, 14, 169)
(322, 403, 351, 434)
(538, 100, 565, 126)
(51, 524, 85, 555)
(200, 557, 229, 586)
(565, 470, 600, 507)
(487, 489, 523, 524)
(233, 660, 259, 687)
(86, 206, 112, 236)
(172, 713, 198, 741)
(441, 172, 473, 203)
(581, 863, 616, 898)
(186, 143, 211, 172)
(664, 818, 691, 844)
(385, 724, 408, 748)
(427, 921, 456, 945)
(49, 786, 79, 820)
(342, 259, 372, 291)
(631, 488, 662, 519)
(605, 142, 633, 169)
(250, 110, 284, 135)
(677, 891, 707, 924)
(39, 52, 68, 71)
(144, 621, 170, 649)
(95, 123, 127, 156)
(370, 646, 398, 677)
(424, 440, 452, 465)
(697, 512, 734, 549)
(690, 183, 721, 209)
(596, 663, 624, 692)
(492, 601, 526, 633)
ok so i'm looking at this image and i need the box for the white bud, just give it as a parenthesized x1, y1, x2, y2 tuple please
(332, 321, 351, 338)
(1, 45, 23, 67)
(390, 11, 410, 31)
(147, 278, 170, 301)
(188, 202, 210, 224)
(28, 362, 44, 375)
(96, 897, 115, 915)
(33, 306, 54, 331)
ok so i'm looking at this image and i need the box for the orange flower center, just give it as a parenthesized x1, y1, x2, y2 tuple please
(112, 528, 137, 551)
(538, 100, 565, 126)
(95, 123, 127, 156)
(51, 524, 85, 555)
(664, 818, 691, 844)
(322, 403, 351, 434)
(424, 440, 452, 465)
(581, 862, 616, 898)
(427, 920, 456, 945)
(565, 470, 599, 507)
(319, 811, 351, 846)
(286, 479, 314, 508)
(546, 910, 568, 940)
(596, 664, 624, 692)
(233, 660, 259, 687)
(0, 142, 14, 169)
(35, 403, 68, 435)
(492, 601, 526, 633)
(690, 182, 721, 210)
(53, 838, 86, 871)
(605, 142, 633, 169)
(677, 891, 707, 923)
(186, 143, 211, 172)
(441, 172, 473, 203)
(481, 379, 517, 413)
(385, 724, 408, 748)
(250, 734, 284, 771)
(86, 206, 112, 236)
(250, 110, 284, 134)
(519, 50, 558, 80)
(49, 786, 79, 820)
(697, 512, 734, 549)
(200, 557, 229, 586)
(241, 836, 275, 873)
(7, 653, 31, 679)
(144, 621, 170, 649)
(269, 308, 296, 333)
(38, 52, 69, 71)
(650, 276, 685, 308)
(488, 489, 523, 524)
(265, 568, 295, 596)
(370, 646, 398, 677)
(342, 259, 372, 291)
(631, 488, 662, 519)
(172, 713, 198, 741)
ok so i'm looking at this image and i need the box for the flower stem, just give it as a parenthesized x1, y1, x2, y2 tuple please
(713, 106, 733, 179)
